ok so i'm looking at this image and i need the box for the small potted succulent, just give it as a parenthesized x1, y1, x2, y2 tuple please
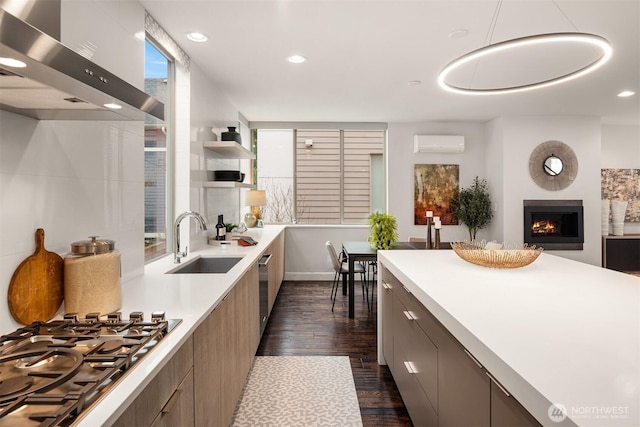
(368, 212, 399, 250)
(225, 223, 238, 240)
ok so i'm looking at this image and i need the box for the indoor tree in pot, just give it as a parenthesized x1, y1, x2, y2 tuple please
(453, 176, 493, 241)
(368, 212, 399, 250)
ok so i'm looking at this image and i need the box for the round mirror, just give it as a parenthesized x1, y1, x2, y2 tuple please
(529, 141, 577, 191)
(543, 155, 563, 176)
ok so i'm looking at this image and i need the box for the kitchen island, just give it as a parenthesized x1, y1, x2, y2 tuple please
(73, 225, 286, 426)
(377, 250, 640, 426)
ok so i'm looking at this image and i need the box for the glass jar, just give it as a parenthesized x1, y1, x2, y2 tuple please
(63, 236, 122, 316)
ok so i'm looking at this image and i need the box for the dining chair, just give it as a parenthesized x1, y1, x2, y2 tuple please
(326, 241, 367, 312)
(366, 260, 377, 311)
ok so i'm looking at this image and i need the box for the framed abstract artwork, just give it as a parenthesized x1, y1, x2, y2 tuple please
(414, 164, 459, 225)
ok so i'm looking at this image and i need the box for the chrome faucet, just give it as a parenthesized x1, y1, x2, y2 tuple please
(174, 211, 208, 263)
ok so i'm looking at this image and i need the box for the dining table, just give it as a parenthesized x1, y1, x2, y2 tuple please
(341, 241, 440, 318)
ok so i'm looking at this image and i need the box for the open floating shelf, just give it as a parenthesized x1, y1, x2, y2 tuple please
(203, 141, 255, 159)
(203, 181, 255, 189)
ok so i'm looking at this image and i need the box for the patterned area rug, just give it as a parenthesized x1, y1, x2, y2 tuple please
(232, 356, 363, 427)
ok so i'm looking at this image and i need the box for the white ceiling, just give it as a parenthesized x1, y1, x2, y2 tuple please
(140, 0, 640, 125)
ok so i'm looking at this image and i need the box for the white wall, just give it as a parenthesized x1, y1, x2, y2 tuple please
(284, 226, 370, 281)
(189, 62, 246, 249)
(601, 124, 640, 235)
(495, 116, 602, 265)
(485, 118, 505, 243)
(0, 1, 147, 333)
(0, 113, 146, 332)
(0, 1, 246, 334)
(602, 124, 640, 169)
(386, 122, 488, 243)
(384, 117, 608, 267)
(284, 116, 617, 277)
(62, 0, 144, 88)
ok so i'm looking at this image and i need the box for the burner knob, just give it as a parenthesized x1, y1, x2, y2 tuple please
(151, 311, 166, 322)
(129, 312, 144, 322)
(107, 312, 122, 323)
(64, 313, 79, 323)
(85, 313, 100, 322)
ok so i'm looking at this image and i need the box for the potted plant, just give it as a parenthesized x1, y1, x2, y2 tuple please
(225, 223, 238, 240)
(368, 212, 399, 250)
(453, 176, 493, 241)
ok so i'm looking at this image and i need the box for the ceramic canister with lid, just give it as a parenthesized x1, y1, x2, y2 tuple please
(63, 236, 122, 316)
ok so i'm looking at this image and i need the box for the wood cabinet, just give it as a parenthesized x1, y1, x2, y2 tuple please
(602, 235, 640, 272)
(266, 231, 285, 314)
(112, 335, 194, 427)
(113, 240, 282, 427)
(490, 379, 542, 427)
(392, 295, 438, 426)
(194, 263, 259, 427)
(380, 269, 394, 370)
(437, 324, 489, 426)
(151, 368, 194, 427)
(380, 265, 540, 427)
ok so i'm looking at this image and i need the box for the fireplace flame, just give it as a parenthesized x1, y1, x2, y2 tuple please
(532, 220, 557, 235)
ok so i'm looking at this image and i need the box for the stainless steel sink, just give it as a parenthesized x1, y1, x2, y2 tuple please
(167, 256, 243, 274)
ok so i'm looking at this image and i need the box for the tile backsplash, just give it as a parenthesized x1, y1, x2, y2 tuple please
(0, 110, 145, 332)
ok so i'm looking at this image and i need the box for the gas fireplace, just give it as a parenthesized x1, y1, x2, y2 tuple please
(523, 200, 584, 250)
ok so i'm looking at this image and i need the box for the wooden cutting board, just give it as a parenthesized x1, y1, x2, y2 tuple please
(8, 228, 64, 325)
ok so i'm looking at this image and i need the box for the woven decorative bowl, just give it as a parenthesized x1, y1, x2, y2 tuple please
(450, 240, 544, 269)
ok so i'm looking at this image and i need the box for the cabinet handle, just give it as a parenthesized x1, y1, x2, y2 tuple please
(463, 348, 483, 369)
(403, 310, 416, 321)
(259, 254, 272, 267)
(161, 388, 184, 414)
(382, 282, 391, 289)
(401, 284, 412, 294)
(404, 361, 417, 374)
(486, 372, 511, 397)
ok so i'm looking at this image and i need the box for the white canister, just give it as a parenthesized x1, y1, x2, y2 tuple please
(64, 236, 122, 316)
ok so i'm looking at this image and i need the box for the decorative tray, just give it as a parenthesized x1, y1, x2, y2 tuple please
(450, 240, 543, 269)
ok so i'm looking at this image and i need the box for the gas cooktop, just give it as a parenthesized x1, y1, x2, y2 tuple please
(0, 311, 181, 426)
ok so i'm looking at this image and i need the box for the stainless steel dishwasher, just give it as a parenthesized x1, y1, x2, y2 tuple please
(258, 253, 271, 337)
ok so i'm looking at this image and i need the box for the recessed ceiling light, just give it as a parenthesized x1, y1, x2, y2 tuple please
(0, 57, 27, 68)
(448, 29, 469, 39)
(187, 32, 208, 43)
(104, 102, 122, 110)
(287, 55, 306, 64)
(407, 80, 422, 86)
(618, 90, 635, 97)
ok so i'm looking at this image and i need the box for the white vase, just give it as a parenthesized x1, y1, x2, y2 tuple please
(610, 200, 628, 236)
(601, 199, 610, 235)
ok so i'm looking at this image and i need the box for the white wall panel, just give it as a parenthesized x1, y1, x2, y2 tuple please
(386, 122, 486, 243)
(498, 115, 602, 265)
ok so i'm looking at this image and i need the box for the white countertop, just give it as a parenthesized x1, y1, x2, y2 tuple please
(377, 250, 640, 427)
(75, 225, 286, 426)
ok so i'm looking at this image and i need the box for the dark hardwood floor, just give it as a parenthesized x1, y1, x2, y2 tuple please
(257, 280, 412, 426)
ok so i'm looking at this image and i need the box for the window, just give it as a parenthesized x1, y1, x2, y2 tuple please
(256, 128, 385, 224)
(255, 130, 295, 223)
(144, 38, 173, 262)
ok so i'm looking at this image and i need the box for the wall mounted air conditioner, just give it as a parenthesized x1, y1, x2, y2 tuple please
(413, 135, 465, 153)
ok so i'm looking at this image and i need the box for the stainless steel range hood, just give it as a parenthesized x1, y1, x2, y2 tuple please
(0, 5, 164, 121)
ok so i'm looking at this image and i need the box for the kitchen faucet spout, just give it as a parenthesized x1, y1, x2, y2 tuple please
(174, 211, 208, 263)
